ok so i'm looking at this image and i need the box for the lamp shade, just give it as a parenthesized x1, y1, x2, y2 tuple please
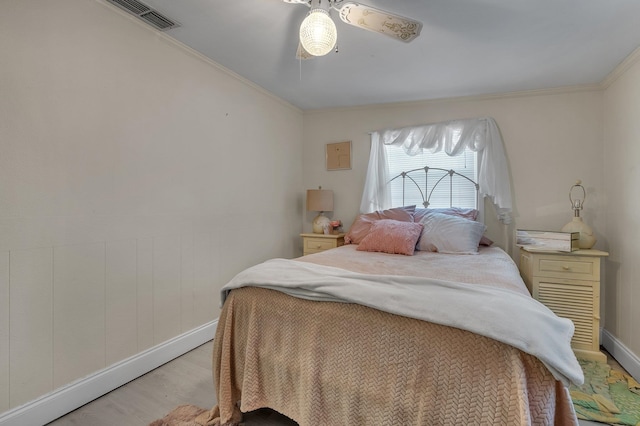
(307, 188, 333, 233)
(299, 8, 337, 56)
(306, 188, 333, 212)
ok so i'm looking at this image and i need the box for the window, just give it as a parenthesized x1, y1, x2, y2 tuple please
(385, 144, 478, 209)
(362, 117, 511, 223)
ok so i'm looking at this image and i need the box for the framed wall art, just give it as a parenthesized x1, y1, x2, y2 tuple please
(326, 141, 351, 170)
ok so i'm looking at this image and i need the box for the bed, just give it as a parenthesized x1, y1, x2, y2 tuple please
(199, 169, 583, 426)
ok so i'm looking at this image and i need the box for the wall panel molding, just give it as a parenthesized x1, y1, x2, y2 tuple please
(0, 321, 217, 426)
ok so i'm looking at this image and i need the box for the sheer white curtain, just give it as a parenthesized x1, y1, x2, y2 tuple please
(360, 117, 513, 223)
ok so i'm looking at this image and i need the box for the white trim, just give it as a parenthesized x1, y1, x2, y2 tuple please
(303, 84, 602, 114)
(601, 45, 640, 89)
(601, 328, 640, 382)
(0, 320, 217, 426)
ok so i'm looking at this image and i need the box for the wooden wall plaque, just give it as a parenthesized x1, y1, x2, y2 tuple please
(326, 141, 351, 170)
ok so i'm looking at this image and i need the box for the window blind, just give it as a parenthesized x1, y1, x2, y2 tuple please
(385, 144, 478, 209)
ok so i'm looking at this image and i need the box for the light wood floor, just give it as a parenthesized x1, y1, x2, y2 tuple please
(47, 341, 296, 426)
(47, 341, 624, 425)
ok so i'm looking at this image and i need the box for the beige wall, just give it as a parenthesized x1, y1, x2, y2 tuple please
(302, 89, 605, 254)
(0, 0, 302, 411)
(603, 54, 640, 360)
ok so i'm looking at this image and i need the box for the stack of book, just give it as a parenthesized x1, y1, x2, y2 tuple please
(516, 230, 579, 252)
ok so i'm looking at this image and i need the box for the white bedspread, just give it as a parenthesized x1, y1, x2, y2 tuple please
(221, 257, 584, 387)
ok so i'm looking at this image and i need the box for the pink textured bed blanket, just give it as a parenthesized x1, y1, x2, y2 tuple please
(197, 246, 579, 426)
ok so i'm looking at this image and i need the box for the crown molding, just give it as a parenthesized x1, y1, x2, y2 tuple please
(94, 0, 302, 114)
(601, 45, 640, 89)
(303, 84, 603, 115)
(95, 0, 640, 115)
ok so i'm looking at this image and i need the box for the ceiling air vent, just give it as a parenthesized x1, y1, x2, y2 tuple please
(106, 0, 180, 31)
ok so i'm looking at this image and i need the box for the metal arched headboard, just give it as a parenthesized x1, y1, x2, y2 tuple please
(388, 166, 479, 208)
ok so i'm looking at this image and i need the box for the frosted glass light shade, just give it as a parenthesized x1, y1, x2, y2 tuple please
(299, 9, 337, 56)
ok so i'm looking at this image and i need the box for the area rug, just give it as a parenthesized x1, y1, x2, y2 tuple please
(148, 404, 211, 426)
(570, 358, 640, 425)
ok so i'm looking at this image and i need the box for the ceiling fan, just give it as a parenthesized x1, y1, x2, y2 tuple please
(284, 0, 422, 58)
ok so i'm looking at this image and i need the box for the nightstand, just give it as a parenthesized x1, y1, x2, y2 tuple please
(300, 233, 345, 256)
(519, 247, 609, 362)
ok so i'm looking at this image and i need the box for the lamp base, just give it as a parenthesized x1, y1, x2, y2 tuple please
(312, 213, 331, 234)
(561, 217, 596, 249)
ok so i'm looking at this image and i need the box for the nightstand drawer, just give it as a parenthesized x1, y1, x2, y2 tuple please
(304, 238, 336, 252)
(534, 256, 599, 281)
(300, 233, 345, 256)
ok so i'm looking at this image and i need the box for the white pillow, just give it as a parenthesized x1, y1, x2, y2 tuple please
(417, 212, 486, 254)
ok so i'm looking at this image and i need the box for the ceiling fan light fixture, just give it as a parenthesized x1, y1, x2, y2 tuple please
(299, 7, 337, 57)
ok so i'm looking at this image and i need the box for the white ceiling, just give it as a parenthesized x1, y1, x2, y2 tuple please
(142, 0, 640, 110)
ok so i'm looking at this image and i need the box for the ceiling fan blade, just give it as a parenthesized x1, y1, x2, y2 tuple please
(337, 2, 422, 43)
(296, 42, 314, 60)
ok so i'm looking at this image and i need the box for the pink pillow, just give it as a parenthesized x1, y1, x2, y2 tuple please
(356, 219, 423, 256)
(479, 235, 494, 246)
(345, 205, 416, 244)
(413, 207, 479, 222)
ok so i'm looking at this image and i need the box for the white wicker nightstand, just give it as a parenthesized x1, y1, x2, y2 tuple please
(519, 247, 609, 362)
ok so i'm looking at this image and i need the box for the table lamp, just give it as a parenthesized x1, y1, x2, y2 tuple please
(561, 179, 596, 249)
(307, 187, 334, 233)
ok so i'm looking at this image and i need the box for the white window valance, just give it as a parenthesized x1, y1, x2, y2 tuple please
(361, 117, 513, 223)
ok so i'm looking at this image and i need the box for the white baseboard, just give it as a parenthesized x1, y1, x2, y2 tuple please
(601, 328, 640, 382)
(0, 320, 218, 426)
